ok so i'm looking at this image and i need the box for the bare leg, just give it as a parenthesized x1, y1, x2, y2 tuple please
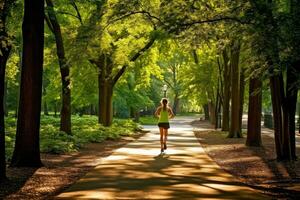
(163, 128, 168, 149)
(159, 127, 164, 151)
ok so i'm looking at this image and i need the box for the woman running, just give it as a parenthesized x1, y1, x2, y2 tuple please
(154, 98, 175, 153)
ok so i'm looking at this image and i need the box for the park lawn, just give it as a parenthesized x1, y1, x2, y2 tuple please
(5, 115, 142, 161)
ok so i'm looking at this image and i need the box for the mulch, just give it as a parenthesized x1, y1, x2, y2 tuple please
(192, 120, 300, 199)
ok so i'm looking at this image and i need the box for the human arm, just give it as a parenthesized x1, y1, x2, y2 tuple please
(168, 108, 175, 119)
(154, 107, 161, 118)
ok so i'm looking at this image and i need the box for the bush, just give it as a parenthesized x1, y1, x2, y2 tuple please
(4, 115, 140, 160)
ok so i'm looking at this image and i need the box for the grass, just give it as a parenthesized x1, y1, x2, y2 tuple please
(139, 116, 158, 125)
(5, 115, 141, 160)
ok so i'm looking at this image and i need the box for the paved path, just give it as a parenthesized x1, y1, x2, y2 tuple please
(56, 116, 267, 199)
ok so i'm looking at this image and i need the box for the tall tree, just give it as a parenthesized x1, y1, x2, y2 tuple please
(10, 0, 44, 167)
(228, 40, 242, 138)
(45, 0, 71, 134)
(0, 0, 13, 181)
(90, 38, 156, 126)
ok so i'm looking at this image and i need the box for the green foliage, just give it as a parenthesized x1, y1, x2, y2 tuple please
(5, 115, 140, 159)
(139, 116, 157, 125)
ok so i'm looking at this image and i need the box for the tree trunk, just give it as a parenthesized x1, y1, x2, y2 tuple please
(222, 49, 230, 131)
(43, 101, 49, 116)
(208, 101, 216, 125)
(228, 41, 242, 138)
(203, 104, 209, 120)
(214, 86, 220, 129)
(134, 111, 140, 122)
(10, 0, 44, 167)
(4, 81, 8, 116)
(43, 86, 49, 115)
(286, 62, 299, 159)
(46, 0, 71, 134)
(90, 104, 95, 115)
(239, 67, 245, 133)
(269, 73, 291, 160)
(0, 37, 11, 182)
(288, 0, 300, 159)
(246, 77, 262, 146)
(99, 79, 113, 126)
(173, 93, 180, 114)
(130, 107, 135, 118)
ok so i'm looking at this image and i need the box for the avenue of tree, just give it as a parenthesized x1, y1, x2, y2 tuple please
(0, 0, 299, 181)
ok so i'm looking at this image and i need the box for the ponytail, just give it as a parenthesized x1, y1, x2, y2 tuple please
(161, 98, 168, 111)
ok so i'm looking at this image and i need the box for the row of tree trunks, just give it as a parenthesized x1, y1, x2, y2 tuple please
(228, 41, 242, 138)
(10, 0, 44, 167)
(46, 0, 71, 134)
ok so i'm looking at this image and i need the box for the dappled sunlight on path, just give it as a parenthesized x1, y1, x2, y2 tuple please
(56, 116, 267, 199)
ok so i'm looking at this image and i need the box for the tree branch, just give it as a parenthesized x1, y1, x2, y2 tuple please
(109, 10, 164, 26)
(112, 37, 156, 86)
(70, 0, 83, 25)
(56, 10, 82, 23)
(45, 14, 55, 33)
(179, 16, 250, 28)
(163, 78, 174, 90)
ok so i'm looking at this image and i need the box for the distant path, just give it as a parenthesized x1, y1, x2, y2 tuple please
(56, 116, 267, 199)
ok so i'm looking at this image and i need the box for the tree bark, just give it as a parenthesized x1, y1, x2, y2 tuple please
(228, 41, 242, 138)
(173, 93, 180, 114)
(222, 49, 230, 131)
(203, 104, 209, 120)
(269, 73, 291, 160)
(46, 0, 71, 134)
(4, 81, 8, 116)
(43, 86, 49, 115)
(286, 62, 299, 159)
(208, 101, 216, 125)
(98, 78, 113, 126)
(239, 66, 245, 133)
(43, 101, 49, 116)
(246, 77, 262, 146)
(10, 0, 44, 167)
(288, 0, 300, 159)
